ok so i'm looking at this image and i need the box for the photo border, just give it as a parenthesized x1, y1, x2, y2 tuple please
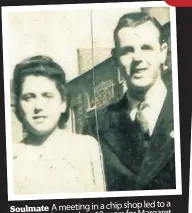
(188, 120, 192, 212)
(1, 1, 182, 201)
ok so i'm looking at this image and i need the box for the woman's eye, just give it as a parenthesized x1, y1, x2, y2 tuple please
(21, 94, 34, 101)
(44, 93, 54, 98)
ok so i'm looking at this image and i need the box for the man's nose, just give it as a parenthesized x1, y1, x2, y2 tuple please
(132, 50, 143, 61)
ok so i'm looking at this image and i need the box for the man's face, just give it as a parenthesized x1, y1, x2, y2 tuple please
(115, 21, 167, 91)
(19, 75, 66, 136)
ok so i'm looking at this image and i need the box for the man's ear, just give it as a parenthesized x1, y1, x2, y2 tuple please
(160, 42, 168, 64)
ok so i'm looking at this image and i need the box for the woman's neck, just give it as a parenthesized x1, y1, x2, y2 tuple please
(25, 127, 60, 146)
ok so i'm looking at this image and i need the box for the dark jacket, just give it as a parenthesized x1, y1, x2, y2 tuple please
(83, 84, 176, 191)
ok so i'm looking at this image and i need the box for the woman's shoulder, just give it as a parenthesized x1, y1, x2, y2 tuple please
(12, 138, 28, 157)
(66, 130, 98, 142)
(60, 130, 99, 149)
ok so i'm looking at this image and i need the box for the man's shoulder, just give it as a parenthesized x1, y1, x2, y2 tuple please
(95, 95, 129, 121)
(162, 83, 173, 118)
(83, 94, 133, 137)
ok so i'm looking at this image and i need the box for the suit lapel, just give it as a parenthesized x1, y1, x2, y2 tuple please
(135, 89, 175, 189)
(100, 94, 145, 175)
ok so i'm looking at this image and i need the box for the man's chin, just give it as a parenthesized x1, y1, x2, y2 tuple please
(128, 81, 151, 92)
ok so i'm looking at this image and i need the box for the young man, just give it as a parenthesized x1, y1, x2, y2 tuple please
(83, 12, 175, 191)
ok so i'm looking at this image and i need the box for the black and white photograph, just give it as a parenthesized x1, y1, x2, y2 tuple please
(2, 1, 182, 201)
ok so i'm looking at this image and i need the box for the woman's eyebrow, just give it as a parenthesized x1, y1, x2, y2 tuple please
(21, 92, 35, 96)
(42, 92, 54, 96)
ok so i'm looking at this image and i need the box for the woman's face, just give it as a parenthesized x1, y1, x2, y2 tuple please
(19, 75, 66, 136)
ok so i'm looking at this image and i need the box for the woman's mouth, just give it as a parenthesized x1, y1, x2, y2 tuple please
(33, 116, 47, 123)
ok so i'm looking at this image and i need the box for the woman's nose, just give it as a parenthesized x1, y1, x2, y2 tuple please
(34, 98, 45, 111)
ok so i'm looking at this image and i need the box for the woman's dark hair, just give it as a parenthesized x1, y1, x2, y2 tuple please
(12, 55, 69, 128)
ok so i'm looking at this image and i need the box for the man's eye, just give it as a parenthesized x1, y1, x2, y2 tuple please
(119, 47, 134, 55)
(126, 47, 134, 53)
(142, 45, 153, 50)
(23, 97, 31, 101)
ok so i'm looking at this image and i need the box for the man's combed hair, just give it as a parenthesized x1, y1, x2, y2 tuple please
(12, 55, 70, 128)
(114, 12, 164, 47)
(162, 21, 170, 43)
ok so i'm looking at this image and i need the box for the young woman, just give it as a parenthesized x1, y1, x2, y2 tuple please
(11, 55, 105, 194)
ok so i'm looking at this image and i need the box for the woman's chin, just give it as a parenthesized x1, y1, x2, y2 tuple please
(26, 126, 58, 138)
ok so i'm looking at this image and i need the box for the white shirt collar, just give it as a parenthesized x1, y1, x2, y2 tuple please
(144, 79, 167, 109)
(127, 79, 167, 135)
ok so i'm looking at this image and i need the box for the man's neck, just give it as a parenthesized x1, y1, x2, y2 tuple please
(126, 79, 166, 102)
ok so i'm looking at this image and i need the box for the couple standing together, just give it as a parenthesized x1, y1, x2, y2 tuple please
(12, 12, 175, 194)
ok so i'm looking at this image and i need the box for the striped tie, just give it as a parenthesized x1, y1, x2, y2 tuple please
(135, 102, 150, 149)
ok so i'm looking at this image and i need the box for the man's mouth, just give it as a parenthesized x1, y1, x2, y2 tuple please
(135, 68, 147, 72)
(133, 68, 148, 78)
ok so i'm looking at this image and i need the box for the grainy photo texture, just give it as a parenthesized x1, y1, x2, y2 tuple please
(2, 2, 182, 200)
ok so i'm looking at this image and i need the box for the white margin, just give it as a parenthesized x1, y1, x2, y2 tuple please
(2, 1, 170, 12)
(1, 1, 182, 201)
(189, 119, 192, 213)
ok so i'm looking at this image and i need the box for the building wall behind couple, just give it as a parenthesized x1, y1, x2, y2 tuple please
(68, 7, 171, 133)
(5, 6, 170, 141)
